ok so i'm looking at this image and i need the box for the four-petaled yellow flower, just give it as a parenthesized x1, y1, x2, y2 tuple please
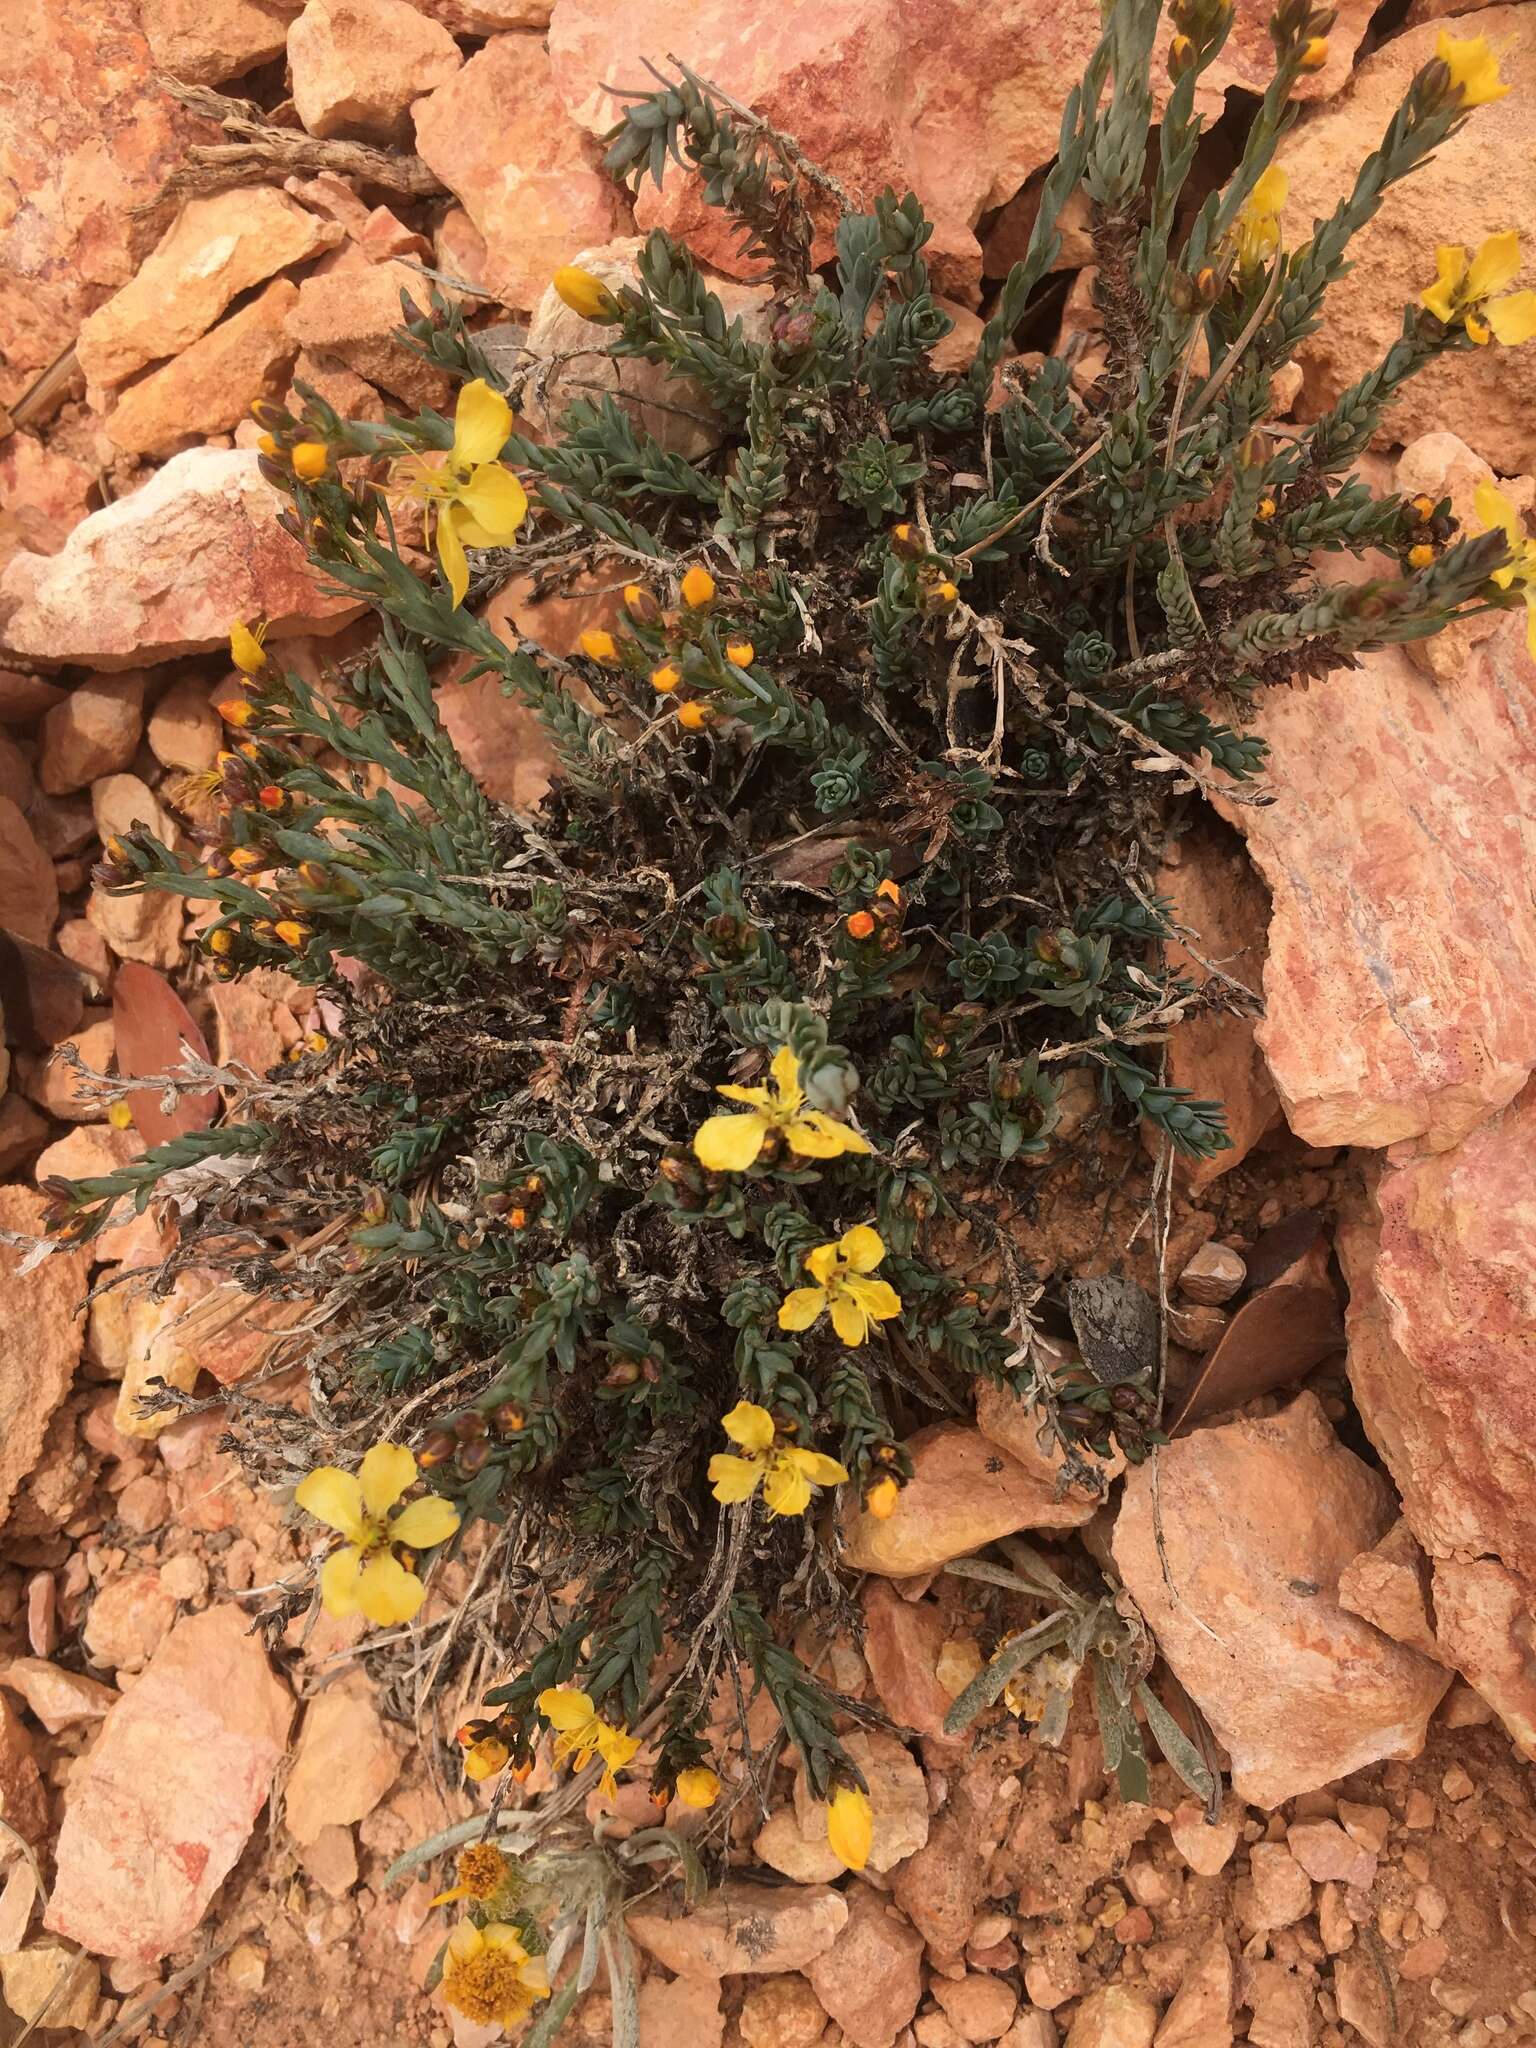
(440, 1920, 550, 2030)
(536, 1687, 641, 1797)
(393, 379, 528, 608)
(1235, 166, 1288, 271)
(1419, 232, 1536, 347)
(827, 1783, 873, 1871)
(708, 1400, 849, 1516)
(1437, 30, 1507, 107)
(229, 619, 268, 675)
(296, 1443, 461, 1626)
(778, 1225, 902, 1347)
(693, 1046, 871, 1173)
(552, 265, 622, 322)
(1474, 480, 1536, 657)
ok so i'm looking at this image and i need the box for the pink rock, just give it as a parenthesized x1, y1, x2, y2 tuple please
(934, 1974, 1019, 2043)
(0, 433, 97, 562)
(0, 1694, 47, 1844)
(1168, 1800, 1240, 1878)
(0, 1187, 90, 1531)
(46, 1605, 293, 1963)
(148, 676, 223, 774)
(520, 237, 772, 456)
(1111, 1393, 1450, 1807)
(286, 252, 451, 410)
(0, 0, 216, 408)
(39, 673, 146, 794)
(1283, 1818, 1376, 1890)
(626, 1879, 847, 1976)
(891, 1809, 985, 1957)
(1277, 8, 1536, 472)
(975, 1378, 1124, 1492)
(0, 795, 59, 946)
(862, 1581, 960, 1744)
(1151, 1933, 1232, 2047)
(284, 1676, 402, 1843)
(841, 1419, 1103, 1575)
(1238, 1844, 1312, 1932)
(412, 35, 627, 313)
(140, 0, 303, 84)
(83, 1570, 178, 1674)
(1429, 1556, 1536, 1761)
(408, 0, 550, 28)
(1155, 820, 1278, 1184)
(1337, 1518, 1443, 1663)
(804, 1885, 925, 2048)
(550, 0, 1368, 304)
(105, 280, 301, 457)
(290, 0, 461, 142)
(1061, 1985, 1158, 2048)
(1216, 619, 1536, 1153)
(25, 1572, 56, 1656)
(1341, 1086, 1536, 1578)
(636, 1973, 725, 2048)
(1, 448, 361, 668)
(0, 1657, 118, 1734)
(78, 187, 340, 391)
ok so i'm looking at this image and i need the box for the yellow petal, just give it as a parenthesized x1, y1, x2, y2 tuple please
(359, 1442, 416, 1519)
(295, 1466, 367, 1541)
(1437, 30, 1508, 106)
(538, 1686, 596, 1732)
(1525, 592, 1536, 659)
(790, 1448, 850, 1488)
(519, 1955, 551, 1998)
(838, 1224, 886, 1273)
(804, 1242, 842, 1284)
(778, 1286, 827, 1332)
(785, 1110, 869, 1158)
(694, 1111, 768, 1172)
(1419, 278, 1459, 324)
(389, 1494, 461, 1549)
(1247, 165, 1288, 217)
(826, 1785, 873, 1872)
(1489, 290, 1536, 346)
(458, 462, 528, 541)
(595, 1722, 641, 1771)
(356, 1549, 427, 1625)
(435, 504, 470, 609)
(715, 1082, 774, 1108)
(829, 1294, 870, 1346)
(1466, 230, 1521, 303)
(1475, 479, 1523, 553)
(318, 1543, 365, 1617)
(481, 1924, 530, 1959)
(845, 1274, 902, 1322)
(452, 377, 513, 467)
(447, 1920, 485, 1963)
(762, 1457, 814, 1516)
(709, 1453, 765, 1503)
(229, 620, 268, 674)
(768, 1045, 803, 1110)
(721, 1399, 776, 1451)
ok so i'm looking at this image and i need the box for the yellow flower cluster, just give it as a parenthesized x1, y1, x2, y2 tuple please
(391, 379, 529, 608)
(297, 1443, 461, 1626)
(1419, 231, 1536, 348)
(578, 565, 735, 730)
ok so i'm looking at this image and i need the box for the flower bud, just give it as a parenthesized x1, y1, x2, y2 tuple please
(552, 265, 622, 323)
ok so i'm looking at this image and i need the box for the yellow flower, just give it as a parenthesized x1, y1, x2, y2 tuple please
(536, 1687, 641, 1798)
(580, 628, 619, 663)
(693, 1045, 871, 1173)
(778, 1225, 903, 1347)
(230, 619, 268, 675)
(681, 564, 716, 608)
(295, 1443, 461, 1627)
(441, 1920, 550, 2030)
(827, 1784, 873, 1872)
(1235, 166, 1288, 270)
(675, 1766, 722, 1809)
(393, 379, 528, 608)
(864, 1473, 900, 1519)
(1297, 34, 1328, 70)
(1419, 232, 1536, 346)
(1437, 30, 1508, 107)
(463, 1735, 510, 1782)
(431, 1843, 514, 1907)
(708, 1400, 848, 1517)
(1474, 479, 1536, 657)
(107, 1100, 135, 1131)
(552, 265, 622, 322)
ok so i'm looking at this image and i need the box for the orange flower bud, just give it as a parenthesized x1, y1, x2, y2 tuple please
(205, 928, 234, 955)
(676, 700, 709, 730)
(865, 1474, 901, 1520)
(875, 878, 902, 905)
(108, 1100, 135, 1131)
(580, 629, 619, 663)
(650, 663, 681, 694)
(725, 640, 755, 668)
(846, 910, 877, 940)
(290, 441, 329, 480)
(217, 697, 256, 727)
(274, 919, 310, 948)
(680, 564, 716, 608)
(257, 784, 285, 810)
(1298, 34, 1328, 67)
(228, 846, 266, 872)
(1408, 542, 1435, 569)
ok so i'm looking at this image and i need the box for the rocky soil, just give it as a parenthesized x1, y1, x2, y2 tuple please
(1, 1, 1535, 2045)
